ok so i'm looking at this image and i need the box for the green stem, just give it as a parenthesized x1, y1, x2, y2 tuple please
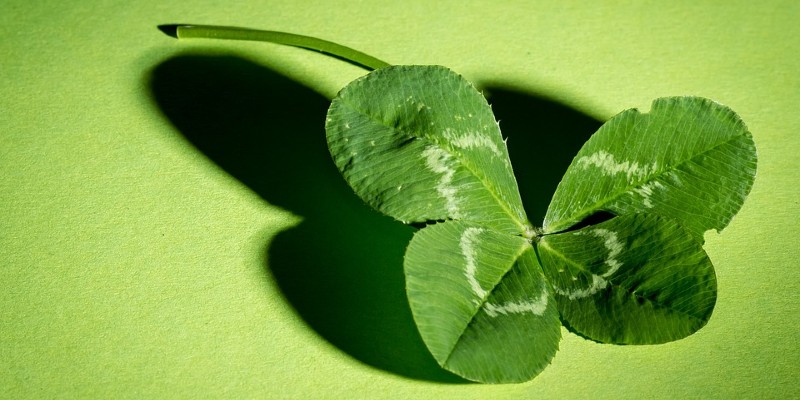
(167, 24, 390, 71)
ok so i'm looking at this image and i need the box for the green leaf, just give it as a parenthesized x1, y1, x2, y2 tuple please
(543, 97, 757, 237)
(326, 65, 532, 235)
(405, 220, 561, 383)
(538, 213, 716, 344)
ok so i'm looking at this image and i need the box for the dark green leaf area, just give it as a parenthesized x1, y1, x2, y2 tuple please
(544, 97, 757, 238)
(538, 214, 716, 344)
(326, 65, 529, 235)
(405, 220, 561, 383)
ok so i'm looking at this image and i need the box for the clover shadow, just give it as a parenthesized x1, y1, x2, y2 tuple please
(148, 54, 600, 383)
(479, 86, 602, 225)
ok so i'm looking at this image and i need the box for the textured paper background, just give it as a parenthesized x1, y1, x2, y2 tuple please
(2, 1, 798, 398)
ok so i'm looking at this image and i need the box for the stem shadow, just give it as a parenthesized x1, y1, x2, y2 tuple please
(147, 54, 601, 382)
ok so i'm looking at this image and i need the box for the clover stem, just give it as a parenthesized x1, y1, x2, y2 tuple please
(162, 24, 390, 71)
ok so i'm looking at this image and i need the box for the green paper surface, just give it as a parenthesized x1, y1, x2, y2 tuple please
(2, 1, 798, 398)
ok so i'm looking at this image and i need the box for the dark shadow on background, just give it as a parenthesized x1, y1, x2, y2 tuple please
(148, 54, 462, 383)
(148, 54, 601, 382)
(480, 86, 602, 225)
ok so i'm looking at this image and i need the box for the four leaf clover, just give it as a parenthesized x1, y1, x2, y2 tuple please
(325, 65, 757, 383)
(165, 26, 757, 383)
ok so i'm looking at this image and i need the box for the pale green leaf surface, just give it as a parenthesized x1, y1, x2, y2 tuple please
(543, 97, 757, 237)
(538, 214, 716, 344)
(326, 66, 531, 235)
(405, 221, 561, 383)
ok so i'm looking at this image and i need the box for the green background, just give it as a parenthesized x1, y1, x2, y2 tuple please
(2, 1, 798, 398)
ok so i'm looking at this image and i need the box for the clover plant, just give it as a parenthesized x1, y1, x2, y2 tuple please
(164, 25, 757, 383)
